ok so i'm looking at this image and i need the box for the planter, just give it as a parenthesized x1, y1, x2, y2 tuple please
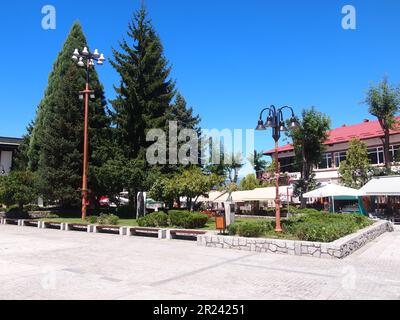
(197, 220, 393, 259)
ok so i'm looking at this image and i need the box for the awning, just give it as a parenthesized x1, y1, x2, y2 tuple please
(303, 183, 364, 198)
(196, 191, 226, 203)
(360, 176, 400, 196)
(213, 187, 291, 203)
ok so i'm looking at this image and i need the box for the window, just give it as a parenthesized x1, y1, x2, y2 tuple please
(334, 151, 347, 167)
(390, 145, 400, 163)
(368, 147, 384, 165)
(278, 157, 296, 173)
(317, 153, 332, 169)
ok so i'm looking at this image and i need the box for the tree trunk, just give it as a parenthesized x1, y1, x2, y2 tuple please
(384, 127, 391, 169)
(300, 145, 308, 209)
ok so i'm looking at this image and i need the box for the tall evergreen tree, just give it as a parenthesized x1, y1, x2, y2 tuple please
(110, 6, 176, 206)
(28, 22, 110, 207)
(111, 6, 175, 159)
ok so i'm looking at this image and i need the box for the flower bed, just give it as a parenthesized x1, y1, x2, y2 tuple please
(228, 212, 373, 242)
(198, 220, 393, 259)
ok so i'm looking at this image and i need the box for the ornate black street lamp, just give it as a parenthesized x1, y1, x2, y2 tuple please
(256, 105, 298, 232)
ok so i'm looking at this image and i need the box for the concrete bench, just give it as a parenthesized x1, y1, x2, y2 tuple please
(94, 225, 126, 235)
(128, 227, 166, 239)
(64, 223, 93, 232)
(42, 221, 64, 230)
(21, 220, 42, 228)
(167, 229, 207, 241)
(2, 218, 19, 226)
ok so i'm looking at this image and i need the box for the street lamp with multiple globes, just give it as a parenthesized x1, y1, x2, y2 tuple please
(256, 105, 298, 232)
(72, 47, 105, 220)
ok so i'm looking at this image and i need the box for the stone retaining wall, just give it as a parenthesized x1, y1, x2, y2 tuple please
(197, 220, 393, 259)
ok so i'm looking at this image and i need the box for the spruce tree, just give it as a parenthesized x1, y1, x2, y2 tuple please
(111, 7, 175, 160)
(29, 22, 110, 207)
(110, 6, 176, 206)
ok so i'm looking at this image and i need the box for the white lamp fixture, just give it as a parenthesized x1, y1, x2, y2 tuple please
(78, 57, 85, 67)
(93, 49, 100, 58)
(82, 47, 89, 56)
(73, 48, 80, 56)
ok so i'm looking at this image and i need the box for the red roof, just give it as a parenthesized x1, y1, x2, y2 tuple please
(264, 117, 400, 155)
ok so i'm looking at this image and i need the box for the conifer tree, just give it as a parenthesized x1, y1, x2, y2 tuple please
(28, 22, 110, 207)
(110, 6, 176, 206)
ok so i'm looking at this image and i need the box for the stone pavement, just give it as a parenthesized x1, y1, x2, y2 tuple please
(0, 224, 399, 300)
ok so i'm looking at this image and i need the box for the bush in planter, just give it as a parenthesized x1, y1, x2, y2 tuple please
(168, 210, 209, 229)
(229, 220, 274, 238)
(137, 212, 169, 227)
(283, 212, 372, 242)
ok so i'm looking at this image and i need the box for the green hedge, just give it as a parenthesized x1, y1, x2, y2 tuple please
(229, 213, 372, 242)
(229, 220, 274, 238)
(137, 212, 169, 227)
(168, 210, 209, 229)
(283, 212, 371, 242)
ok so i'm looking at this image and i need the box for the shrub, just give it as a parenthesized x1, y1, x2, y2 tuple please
(137, 212, 169, 227)
(168, 210, 209, 229)
(283, 212, 372, 242)
(86, 216, 98, 224)
(97, 214, 119, 226)
(229, 220, 274, 238)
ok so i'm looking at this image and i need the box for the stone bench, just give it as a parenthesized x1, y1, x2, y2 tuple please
(2, 218, 19, 226)
(94, 225, 127, 235)
(64, 223, 93, 232)
(21, 220, 42, 228)
(42, 221, 64, 230)
(167, 229, 207, 241)
(128, 227, 166, 239)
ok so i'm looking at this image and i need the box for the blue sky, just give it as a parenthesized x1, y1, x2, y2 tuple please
(1, 0, 400, 175)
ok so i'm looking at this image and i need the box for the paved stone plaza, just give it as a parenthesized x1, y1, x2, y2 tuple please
(0, 224, 400, 300)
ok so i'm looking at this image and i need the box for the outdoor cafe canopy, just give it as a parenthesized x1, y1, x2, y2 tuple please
(359, 176, 400, 196)
(302, 183, 364, 198)
(302, 183, 365, 214)
(213, 187, 291, 203)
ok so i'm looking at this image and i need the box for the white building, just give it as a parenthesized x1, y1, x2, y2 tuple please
(0, 137, 23, 175)
(264, 118, 400, 184)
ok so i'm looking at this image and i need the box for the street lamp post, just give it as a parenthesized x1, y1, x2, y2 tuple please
(256, 105, 298, 232)
(72, 47, 105, 220)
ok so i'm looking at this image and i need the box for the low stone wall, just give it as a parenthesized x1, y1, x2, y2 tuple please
(197, 220, 393, 259)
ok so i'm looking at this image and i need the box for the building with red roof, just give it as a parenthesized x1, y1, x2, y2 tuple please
(264, 117, 400, 183)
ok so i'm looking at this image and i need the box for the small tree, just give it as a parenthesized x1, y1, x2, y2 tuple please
(339, 139, 372, 188)
(149, 177, 180, 209)
(240, 174, 260, 191)
(0, 171, 38, 212)
(178, 167, 222, 210)
(288, 107, 331, 207)
(365, 77, 400, 169)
